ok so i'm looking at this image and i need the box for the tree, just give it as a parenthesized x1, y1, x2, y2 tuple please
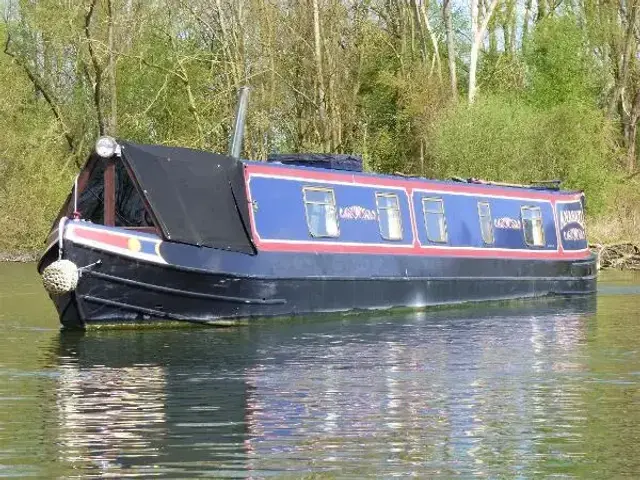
(443, 0, 457, 100)
(468, 0, 499, 104)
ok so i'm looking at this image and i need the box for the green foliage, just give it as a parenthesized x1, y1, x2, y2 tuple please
(525, 16, 602, 107)
(428, 96, 615, 213)
(423, 15, 619, 217)
(477, 52, 527, 94)
(588, 177, 640, 243)
(0, 24, 75, 252)
(0, 149, 74, 252)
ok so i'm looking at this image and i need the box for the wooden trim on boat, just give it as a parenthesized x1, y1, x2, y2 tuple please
(104, 158, 116, 226)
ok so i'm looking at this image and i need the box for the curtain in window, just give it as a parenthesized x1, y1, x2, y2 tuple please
(325, 204, 339, 236)
(376, 194, 402, 240)
(304, 188, 338, 237)
(387, 207, 402, 239)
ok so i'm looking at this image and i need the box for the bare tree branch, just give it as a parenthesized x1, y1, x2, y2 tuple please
(84, 0, 104, 135)
(107, 0, 117, 135)
(4, 32, 76, 152)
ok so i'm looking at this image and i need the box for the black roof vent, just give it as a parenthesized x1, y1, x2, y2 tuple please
(267, 153, 363, 172)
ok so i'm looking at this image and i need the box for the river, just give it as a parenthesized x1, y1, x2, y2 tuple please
(1, 262, 640, 478)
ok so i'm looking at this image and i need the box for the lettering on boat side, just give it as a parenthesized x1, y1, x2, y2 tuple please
(493, 217, 521, 230)
(339, 206, 377, 221)
(559, 208, 586, 242)
(563, 227, 586, 241)
(559, 209, 585, 230)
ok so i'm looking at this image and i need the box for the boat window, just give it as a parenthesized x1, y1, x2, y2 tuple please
(521, 206, 544, 247)
(114, 161, 153, 228)
(73, 159, 154, 228)
(478, 202, 494, 245)
(422, 197, 447, 243)
(303, 187, 339, 237)
(376, 193, 403, 240)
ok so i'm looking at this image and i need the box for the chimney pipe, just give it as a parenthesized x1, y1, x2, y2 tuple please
(229, 86, 250, 159)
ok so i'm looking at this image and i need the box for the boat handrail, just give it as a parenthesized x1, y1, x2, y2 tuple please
(450, 176, 562, 191)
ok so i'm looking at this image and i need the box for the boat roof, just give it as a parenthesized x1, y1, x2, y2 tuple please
(240, 158, 584, 197)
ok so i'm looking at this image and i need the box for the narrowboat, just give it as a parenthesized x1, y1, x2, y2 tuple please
(37, 92, 596, 328)
(36, 136, 596, 328)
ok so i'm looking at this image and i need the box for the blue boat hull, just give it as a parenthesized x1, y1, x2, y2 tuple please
(43, 240, 597, 329)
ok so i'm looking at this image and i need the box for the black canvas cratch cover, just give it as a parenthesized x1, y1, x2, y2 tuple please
(267, 153, 363, 172)
(120, 141, 255, 254)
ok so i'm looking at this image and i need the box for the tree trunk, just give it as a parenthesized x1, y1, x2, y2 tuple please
(418, 0, 442, 80)
(469, 0, 480, 104)
(215, 0, 239, 89)
(503, 0, 517, 55)
(522, 0, 533, 47)
(443, 0, 457, 100)
(468, 0, 499, 104)
(312, 0, 328, 150)
(84, 0, 104, 135)
(627, 121, 637, 173)
(409, 0, 429, 65)
(486, 0, 497, 54)
(625, 90, 640, 173)
(107, 0, 117, 136)
(607, 1, 637, 118)
(537, 0, 547, 21)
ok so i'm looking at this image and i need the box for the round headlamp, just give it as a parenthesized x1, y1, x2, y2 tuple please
(95, 136, 119, 158)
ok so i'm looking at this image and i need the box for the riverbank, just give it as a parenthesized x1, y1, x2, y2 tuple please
(0, 252, 38, 263)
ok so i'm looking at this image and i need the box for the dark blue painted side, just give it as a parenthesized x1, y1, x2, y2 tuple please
(411, 192, 557, 250)
(56, 240, 597, 327)
(249, 174, 561, 250)
(249, 176, 413, 246)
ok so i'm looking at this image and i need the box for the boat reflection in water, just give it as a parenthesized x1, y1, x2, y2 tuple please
(55, 359, 167, 471)
(52, 296, 596, 478)
(54, 329, 258, 477)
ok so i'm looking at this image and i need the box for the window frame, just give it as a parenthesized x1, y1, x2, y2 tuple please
(422, 197, 448, 243)
(477, 201, 495, 245)
(520, 205, 545, 247)
(302, 186, 340, 238)
(375, 192, 403, 241)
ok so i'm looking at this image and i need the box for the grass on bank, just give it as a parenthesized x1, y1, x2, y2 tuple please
(587, 179, 640, 245)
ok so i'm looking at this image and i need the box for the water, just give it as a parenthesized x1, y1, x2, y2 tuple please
(1, 263, 640, 478)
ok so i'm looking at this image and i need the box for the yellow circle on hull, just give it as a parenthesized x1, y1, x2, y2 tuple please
(128, 237, 142, 252)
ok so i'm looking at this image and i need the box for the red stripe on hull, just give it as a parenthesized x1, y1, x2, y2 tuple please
(255, 241, 592, 260)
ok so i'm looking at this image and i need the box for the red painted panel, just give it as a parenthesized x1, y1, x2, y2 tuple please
(73, 226, 130, 249)
(254, 239, 591, 260)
